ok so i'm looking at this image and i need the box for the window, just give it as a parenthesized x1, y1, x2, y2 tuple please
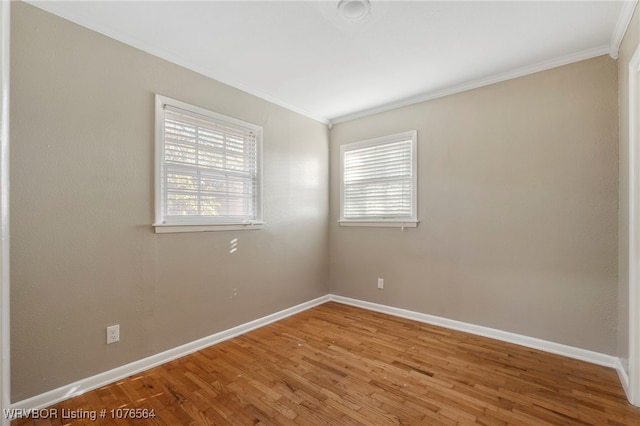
(154, 95, 263, 233)
(340, 130, 418, 227)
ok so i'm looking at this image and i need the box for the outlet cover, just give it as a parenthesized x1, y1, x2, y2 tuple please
(106, 324, 120, 344)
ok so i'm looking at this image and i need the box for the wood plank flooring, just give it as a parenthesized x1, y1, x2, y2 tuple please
(13, 302, 640, 425)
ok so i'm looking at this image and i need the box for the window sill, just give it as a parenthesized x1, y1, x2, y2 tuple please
(338, 220, 419, 228)
(153, 222, 265, 234)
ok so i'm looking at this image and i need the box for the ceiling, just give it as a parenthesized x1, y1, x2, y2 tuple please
(29, 1, 637, 125)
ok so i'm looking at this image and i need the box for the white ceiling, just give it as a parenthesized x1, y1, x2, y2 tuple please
(29, 1, 637, 124)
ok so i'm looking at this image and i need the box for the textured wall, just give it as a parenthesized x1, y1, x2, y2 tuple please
(330, 55, 619, 355)
(10, 2, 329, 401)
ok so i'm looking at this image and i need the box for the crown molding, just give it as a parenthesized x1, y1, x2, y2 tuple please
(25, 1, 331, 125)
(609, 0, 639, 60)
(26, 1, 633, 130)
(330, 45, 612, 124)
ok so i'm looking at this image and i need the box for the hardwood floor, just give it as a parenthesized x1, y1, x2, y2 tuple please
(13, 302, 640, 425)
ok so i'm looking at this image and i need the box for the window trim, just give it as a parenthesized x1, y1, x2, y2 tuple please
(153, 95, 264, 233)
(339, 130, 418, 228)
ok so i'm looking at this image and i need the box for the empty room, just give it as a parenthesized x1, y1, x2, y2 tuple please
(2, 0, 640, 424)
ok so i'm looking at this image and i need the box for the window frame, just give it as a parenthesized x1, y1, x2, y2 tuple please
(153, 95, 264, 233)
(339, 130, 418, 228)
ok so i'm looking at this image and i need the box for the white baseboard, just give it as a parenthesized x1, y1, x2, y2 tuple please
(615, 357, 631, 399)
(329, 295, 618, 369)
(12, 293, 620, 413)
(10, 295, 331, 412)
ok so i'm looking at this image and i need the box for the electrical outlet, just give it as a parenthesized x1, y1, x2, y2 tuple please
(106, 324, 119, 344)
(377, 278, 384, 289)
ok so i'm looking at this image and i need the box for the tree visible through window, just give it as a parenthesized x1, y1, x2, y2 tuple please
(154, 95, 263, 232)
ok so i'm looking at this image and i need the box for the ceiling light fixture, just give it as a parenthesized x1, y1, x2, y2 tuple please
(338, 0, 371, 22)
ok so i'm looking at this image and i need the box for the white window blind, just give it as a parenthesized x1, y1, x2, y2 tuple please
(154, 95, 262, 231)
(340, 131, 417, 226)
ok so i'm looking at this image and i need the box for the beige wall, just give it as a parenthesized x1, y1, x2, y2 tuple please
(617, 6, 640, 378)
(10, 0, 625, 404)
(330, 55, 619, 355)
(10, 2, 329, 401)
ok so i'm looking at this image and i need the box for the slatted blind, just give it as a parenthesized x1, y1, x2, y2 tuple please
(342, 132, 415, 220)
(161, 105, 260, 224)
